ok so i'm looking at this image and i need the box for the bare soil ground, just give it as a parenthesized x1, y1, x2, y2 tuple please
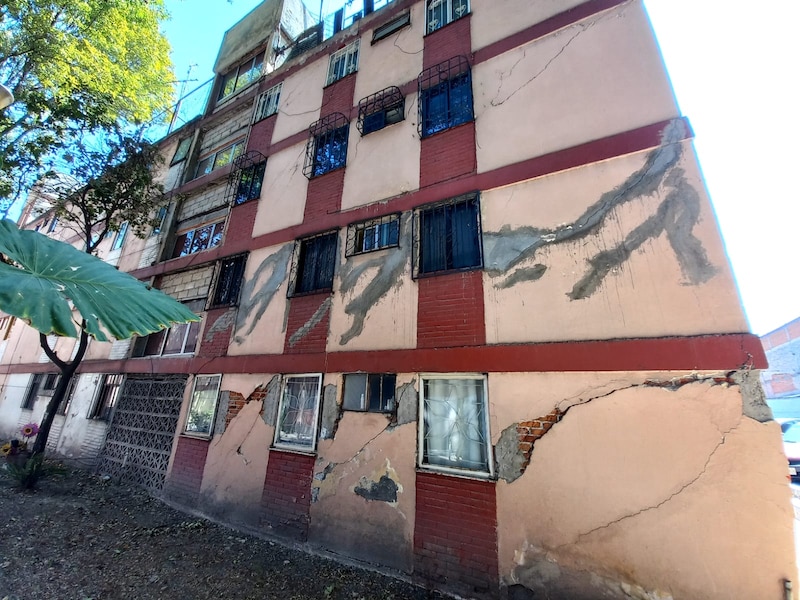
(0, 464, 445, 600)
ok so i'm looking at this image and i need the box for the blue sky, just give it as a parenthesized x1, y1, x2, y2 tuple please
(161, 0, 799, 335)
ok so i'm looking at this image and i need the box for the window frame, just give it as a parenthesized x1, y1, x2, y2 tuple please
(326, 39, 360, 86)
(151, 205, 168, 237)
(193, 139, 245, 180)
(21, 374, 43, 410)
(372, 10, 411, 44)
(343, 373, 397, 413)
(111, 222, 128, 251)
(357, 86, 405, 136)
(303, 113, 350, 179)
(170, 137, 193, 165)
(273, 373, 323, 452)
(289, 231, 339, 297)
(426, 0, 470, 34)
(218, 52, 265, 101)
(210, 253, 248, 308)
(171, 220, 226, 259)
(253, 82, 283, 122)
(233, 160, 266, 206)
(418, 373, 493, 477)
(184, 374, 222, 438)
(132, 299, 204, 358)
(345, 214, 400, 257)
(413, 192, 483, 278)
(418, 56, 473, 138)
(56, 376, 79, 416)
(89, 374, 125, 421)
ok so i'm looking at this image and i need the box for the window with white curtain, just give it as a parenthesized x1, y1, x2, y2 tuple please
(274, 374, 323, 451)
(419, 375, 492, 476)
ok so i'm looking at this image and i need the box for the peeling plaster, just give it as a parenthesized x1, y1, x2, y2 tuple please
(337, 213, 411, 345)
(232, 244, 293, 345)
(319, 384, 340, 439)
(214, 391, 231, 435)
(352, 460, 403, 505)
(288, 296, 332, 346)
(203, 308, 237, 342)
(731, 369, 772, 423)
(394, 380, 418, 426)
(260, 375, 282, 428)
(483, 120, 717, 299)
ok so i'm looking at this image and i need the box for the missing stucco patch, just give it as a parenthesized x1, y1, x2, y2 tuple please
(497, 408, 563, 483)
(354, 474, 399, 503)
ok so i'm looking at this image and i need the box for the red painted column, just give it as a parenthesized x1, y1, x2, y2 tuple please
(166, 436, 210, 505)
(260, 450, 316, 540)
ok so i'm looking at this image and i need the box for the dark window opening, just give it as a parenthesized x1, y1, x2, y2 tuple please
(57, 377, 79, 416)
(343, 373, 396, 412)
(90, 374, 124, 421)
(218, 53, 264, 101)
(414, 193, 482, 277)
(346, 214, 400, 256)
(357, 86, 405, 135)
(211, 254, 247, 308)
(372, 10, 411, 44)
(304, 113, 349, 179)
(21, 374, 42, 410)
(171, 137, 192, 165)
(418, 56, 473, 138)
(227, 151, 267, 206)
(292, 232, 338, 295)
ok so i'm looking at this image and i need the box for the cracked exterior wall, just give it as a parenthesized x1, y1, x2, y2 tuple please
(490, 371, 795, 600)
(329, 213, 417, 350)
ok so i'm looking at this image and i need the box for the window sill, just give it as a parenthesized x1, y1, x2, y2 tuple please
(181, 432, 213, 441)
(288, 288, 333, 299)
(420, 117, 475, 141)
(424, 11, 471, 37)
(417, 465, 495, 481)
(414, 263, 483, 280)
(308, 164, 346, 181)
(271, 444, 317, 456)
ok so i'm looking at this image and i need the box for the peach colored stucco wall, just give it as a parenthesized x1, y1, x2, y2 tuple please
(474, 1, 679, 174)
(470, 0, 585, 51)
(270, 56, 328, 144)
(252, 142, 308, 237)
(327, 233, 417, 351)
(482, 140, 748, 343)
(228, 243, 292, 356)
(491, 371, 796, 599)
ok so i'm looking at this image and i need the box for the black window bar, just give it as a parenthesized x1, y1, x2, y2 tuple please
(226, 150, 267, 206)
(304, 113, 350, 179)
(287, 23, 324, 60)
(417, 55, 473, 138)
(357, 86, 405, 135)
(289, 231, 339, 296)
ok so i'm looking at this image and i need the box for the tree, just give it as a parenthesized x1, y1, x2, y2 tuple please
(0, 219, 198, 455)
(0, 0, 174, 215)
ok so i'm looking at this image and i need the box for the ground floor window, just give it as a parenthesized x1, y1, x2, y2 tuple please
(89, 374, 124, 421)
(184, 375, 221, 437)
(274, 374, 323, 452)
(419, 374, 492, 476)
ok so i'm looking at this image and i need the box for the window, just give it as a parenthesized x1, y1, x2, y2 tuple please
(414, 193, 482, 276)
(274, 374, 323, 451)
(233, 160, 266, 205)
(184, 375, 221, 437)
(372, 10, 411, 44)
(0, 315, 14, 340)
(89, 374, 124, 421)
(132, 299, 203, 357)
(326, 39, 360, 85)
(346, 214, 400, 256)
(210, 254, 247, 308)
(171, 137, 192, 165)
(419, 375, 492, 475)
(41, 373, 60, 394)
(57, 377, 79, 416)
(343, 373, 396, 412)
(193, 140, 245, 179)
(291, 232, 338, 296)
(172, 220, 225, 258)
(151, 206, 168, 236)
(304, 113, 350, 179)
(426, 0, 469, 34)
(218, 53, 264, 100)
(357, 86, 405, 135)
(47, 217, 58, 233)
(418, 56, 473, 138)
(111, 222, 128, 251)
(21, 374, 43, 410)
(253, 82, 282, 122)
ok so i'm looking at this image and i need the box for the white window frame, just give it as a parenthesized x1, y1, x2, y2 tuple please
(426, 0, 470, 34)
(111, 222, 128, 251)
(273, 373, 323, 452)
(418, 373, 493, 478)
(326, 39, 360, 85)
(253, 82, 282, 122)
(184, 374, 222, 437)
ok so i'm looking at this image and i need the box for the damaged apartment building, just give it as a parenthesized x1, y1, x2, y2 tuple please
(0, 0, 795, 598)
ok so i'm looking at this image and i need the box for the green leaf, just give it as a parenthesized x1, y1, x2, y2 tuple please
(0, 219, 198, 341)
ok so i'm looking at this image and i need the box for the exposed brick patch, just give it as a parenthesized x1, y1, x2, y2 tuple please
(284, 294, 332, 354)
(166, 436, 210, 505)
(304, 168, 345, 223)
(413, 471, 498, 597)
(419, 123, 477, 188)
(224, 384, 270, 429)
(261, 450, 316, 540)
(423, 15, 473, 70)
(417, 270, 485, 348)
(517, 408, 563, 472)
(321, 73, 357, 119)
(197, 307, 234, 358)
(247, 113, 277, 156)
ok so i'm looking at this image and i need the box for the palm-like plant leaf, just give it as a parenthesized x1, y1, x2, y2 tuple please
(0, 219, 198, 341)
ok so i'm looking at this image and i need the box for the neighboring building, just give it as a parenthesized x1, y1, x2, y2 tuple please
(0, 0, 795, 597)
(761, 316, 800, 418)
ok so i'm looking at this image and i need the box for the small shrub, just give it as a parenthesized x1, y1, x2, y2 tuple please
(6, 454, 66, 490)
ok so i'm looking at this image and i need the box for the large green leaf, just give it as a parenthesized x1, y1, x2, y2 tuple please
(0, 219, 198, 341)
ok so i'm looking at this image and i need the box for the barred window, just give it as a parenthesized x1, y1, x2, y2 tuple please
(326, 39, 360, 85)
(413, 193, 482, 277)
(21, 374, 43, 410)
(346, 214, 400, 256)
(357, 86, 404, 135)
(418, 56, 473, 138)
(274, 374, 323, 451)
(210, 254, 247, 308)
(426, 0, 469, 34)
(184, 375, 221, 437)
(89, 374, 124, 421)
(304, 113, 349, 179)
(253, 82, 282, 122)
(291, 231, 338, 296)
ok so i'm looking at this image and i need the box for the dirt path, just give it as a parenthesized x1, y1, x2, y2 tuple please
(0, 466, 444, 600)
